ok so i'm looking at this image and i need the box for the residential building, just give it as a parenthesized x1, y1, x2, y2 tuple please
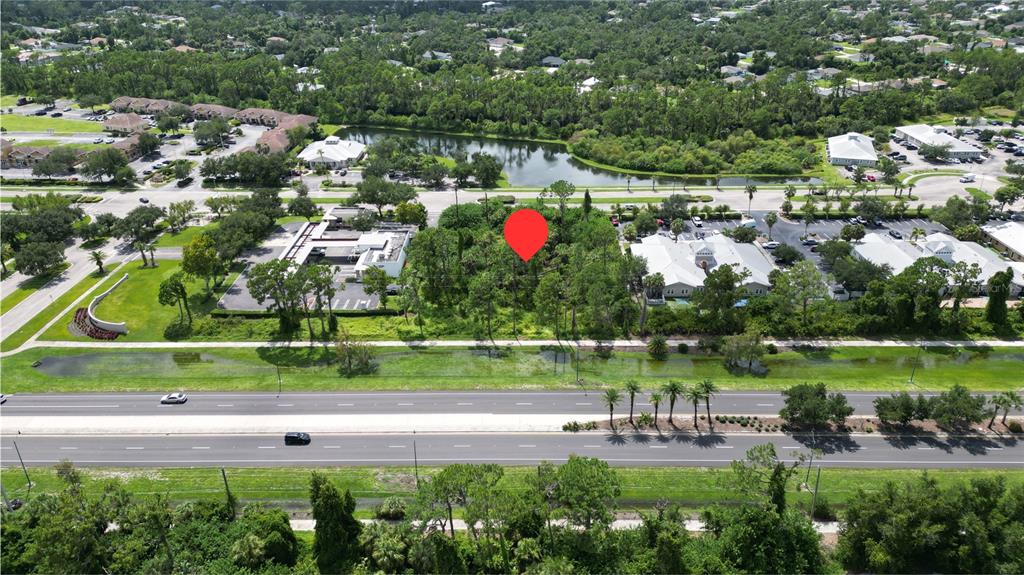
(251, 129, 291, 154)
(111, 133, 146, 160)
(297, 136, 366, 169)
(630, 234, 776, 299)
(578, 76, 600, 93)
(541, 56, 566, 67)
(983, 222, 1024, 262)
(2, 146, 53, 169)
(486, 37, 514, 53)
(109, 96, 183, 115)
(234, 108, 317, 130)
(191, 103, 238, 120)
(421, 50, 452, 61)
(894, 124, 983, 159)
(719, 65, 744, 77)
(103, 113, 148, 135)
(826, 132, 878, 166)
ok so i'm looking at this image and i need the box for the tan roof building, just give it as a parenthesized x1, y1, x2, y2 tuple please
(103, 113, 148, 135)
(191, 103, 238, 120)
(253, 129, 291, 154)
(111, 133, 146, 160)
(173, 44, 199, 52)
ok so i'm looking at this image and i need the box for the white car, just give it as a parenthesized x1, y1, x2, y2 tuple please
(104, 138, 115, 144)
(691, 216, 703, 228)
(93, 137, 104, 144)
(160, 392, 188, 404)
(0, 394, 7, 404)
(761, 241, 780, 249)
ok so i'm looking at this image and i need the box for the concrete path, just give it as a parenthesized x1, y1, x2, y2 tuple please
(288, 517, 843, 534)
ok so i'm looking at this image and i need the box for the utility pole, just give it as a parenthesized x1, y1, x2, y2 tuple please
(413, 431, 419, 488)
(2, 483, 12, 511)
(810, 466, 822, 520)
(276, 365, 282, 397)
(908, 346, 922, 388)
(220, 467, 234, 511)
(13, 441, 30, 493)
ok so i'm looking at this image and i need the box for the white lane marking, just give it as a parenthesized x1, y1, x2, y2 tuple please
(516, 402, 533, 406)
(917, 447, 935, 450)
(783, 446, 803, 449)
(59, 447, 78, 450)
(397, 403, 414, 406)
(518, 444, 536, 448)
(277, 404, 294, 407)
(456, 402, 473, 406)
(258, 446, 275, 449)
(191, 446, 210, 450)
(756, 403, 775, 407)
(323, 446, 341, 449)
(387, 445, 406, 448)
(10, 405, 120, 408)
(453, 444, 471, 448)
(126, 447, 144, 450)
(575, 402, 592, 406)
(217, 404, 234, 407)
(650, 445, 667, 449)
(584, 445, 601, 448)
(336, 403, 354, 407)
(714, 446, 735, 449)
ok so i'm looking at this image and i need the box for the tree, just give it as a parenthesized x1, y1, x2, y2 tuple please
(779, 383, 853, 428)
(697, 379, 719, 430)
(744, 184, 757, 216)
(839, 223, 865, 242)
(287, 186, 319, 221)
(647, 334, 668, 360)
(993, 391, 1022, 426)
(32, 147, 78, 176)
(649, 392, 662, 427)
(181, 233, 223, 295)
(701, 503, 824, 574)
(156, 113, 180, 134)
(919, 142, 952, 161)
(90, 250, 106, 274)
(336, 324, 378, 377)
(165, 200, 197, 232)
(310, 472, 361, 573)
(684, 384, 703, 428)
(471, 152, 503, 188)
(624, 379, 641, 423)
(773, 243, 803, 265)
(692, 264, 749, 333)
(771, 260, 829, 327)
(874, 391, 931, 426)
(158, 271, 191, 324)
(670, 218, 684, 241)
(854, 197, 886, 223)
(421, 161, 448, 189)
(115, 205, 165, 263)
(660, 194, 690, 222)
(1, 242, 13, 275)
(194, 118, 230, 146)
(722, 325, 764, 371)
(764, 211, 778, 240)
(634, 211, 658, 237)
(603, 387, 622, 428)
(930, 384, 987, 429)
(553, 455, 621, 530)
(728, 443, 804, 514)
(395, 201, 427, 228)
(247, 259, 306, 330)
(948, 261, 982, 323)
(986, 267, 1014, 325)
(731, 226, 757, 243)
(81, 148, 130, 182)
(14, 241, 65, 276)
(362, 266, 391, 310)
(136, 132, 161, 157)
(661, 380, 683, 425)
(352, 176, 417, 216)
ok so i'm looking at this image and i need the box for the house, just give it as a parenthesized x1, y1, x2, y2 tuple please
(421, 50, 452, 61)
(111, 133, 147, 160)
(983, 222, 1024, 262)
(251, 129, 291, 154)
(920, 42, 952, 54)
(191, 103, 238, 120)
(827, 132, 878, 167)
(881, 35, 909, 43)
(109, 97, 184, 115)
(807, 67, 841, 81)
(2, 146, 53, 169)
(723, 75, 748, 86)
(719, 65, 744, 77)
(482, 1, 503, 12)
(541, 56, 566, 67)
(297, 137, 366, 169)
(630, 234, 776, 299)
(842, 52, 875, 63)
(894, 124, 983, 159)
(103, 113, 148, 135)
(266, 36, 288, 45)
(233, 108, 316, 130)
(578, 76, 600, 93)
(486, 37, 514, 53)
(173, 44, 198, 52)
(89, 37, 107, 46)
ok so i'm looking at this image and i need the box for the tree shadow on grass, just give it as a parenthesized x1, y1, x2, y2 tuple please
(256, 345, 335, 368)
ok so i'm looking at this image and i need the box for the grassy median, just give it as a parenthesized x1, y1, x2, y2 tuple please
(3, 345, 1023, 393)
(0, 114, 104, 133)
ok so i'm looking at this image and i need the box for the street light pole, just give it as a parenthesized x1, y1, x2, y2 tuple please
(413, 430, 419, 488)
(276, 365, 282, 398)
(13, 441, 31, 493)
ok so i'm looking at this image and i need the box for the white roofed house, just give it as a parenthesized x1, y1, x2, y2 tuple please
(827, 132, 878, 166)
(894, 124, 983, 159)
(630, 234, 776, 300)
(297, 137, 366, 169)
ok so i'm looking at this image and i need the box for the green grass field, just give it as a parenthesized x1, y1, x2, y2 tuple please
(0, 114, 104, 133)
(0, 269, 110, 352)
(39, 259, 242, 342)
(12, 138, 108, 151)
(2, 465, 1020, 516)
(3, 345, 1023, 394)
(0, 262, 71, 315)
(154, 222, 219, 247)
(966, 187, 992, 202)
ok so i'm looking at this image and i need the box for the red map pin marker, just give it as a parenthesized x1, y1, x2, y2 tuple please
(503, 208, 549, 262)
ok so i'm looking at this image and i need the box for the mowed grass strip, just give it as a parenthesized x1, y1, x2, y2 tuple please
(0, 269, 110, 352)
(0, 262, 71, 315)
(154, 222, 219, 247)
(0, 114, 104, 133)
(2, 466, 1020, 514)
(3, 345, 1023, 393)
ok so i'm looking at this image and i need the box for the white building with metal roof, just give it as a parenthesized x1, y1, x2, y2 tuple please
(297, 137, 366, 169)
(630, 234, 775, 299)
(893, 124, 983, 159)
(826, 132, 878, 166)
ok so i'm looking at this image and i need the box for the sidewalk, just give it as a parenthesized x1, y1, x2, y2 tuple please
(288, 517, 842, 534)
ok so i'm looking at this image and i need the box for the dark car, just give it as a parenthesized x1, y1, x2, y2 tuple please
(33, 109, 47, 116)
(50, 112, 63, 117)
(177, 176, 194, 188)
(888, 229, 903, 239)
(801, 238, 819, 246)
(284, 432, 311, 446)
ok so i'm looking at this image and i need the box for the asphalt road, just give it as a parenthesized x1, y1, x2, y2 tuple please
(2, 431, 1020, 468)
(0, 391, 939, 417)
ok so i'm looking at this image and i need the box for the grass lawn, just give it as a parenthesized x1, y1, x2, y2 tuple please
(0, 269, 110, 351)
(154, 222, 219, 247)
(902, 170, 965, 185)
(0, 114, 103, 133)
(39, 259, 242, 343)
(0, 262, 71, 315)
(12, 139, 108, 151)
(4, 345, 1024, 394)
(2, 465, 1021, 516)
(0, 94, 22, 107)
(966, 187, 992, 202)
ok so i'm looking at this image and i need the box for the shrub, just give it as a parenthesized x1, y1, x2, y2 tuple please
(376, 497, 406, 520)
(809, 495, 837, 521)
(677, 343, 689, 354)
(637, 412, 654, 427)
(563, 421, 582, 432)
(766, 343, 778, 354)
(1008, 421, 1023, 433)
(163, 320, 192, 340)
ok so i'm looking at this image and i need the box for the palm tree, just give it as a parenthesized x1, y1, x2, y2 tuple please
(135, 241, 149, 267)
(683, 385, 703, 429)
(993, 391, 1023, 426)
(764, 211, 778, 240)
(744, 184, 757, 216)
(90, 250, 107, 274)
(603, 388, 622, 428)
(147, 243, 157, 267)
(697, 379, 719, 430)
(661, 380, 683, 425)
(910, 227, 926, 241)
(625, 380, 641, 424)
(649, 392, 662, 428)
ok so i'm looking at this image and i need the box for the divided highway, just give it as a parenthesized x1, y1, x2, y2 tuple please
(0, 391, 937, 417)
(2, 433, 1021, 469)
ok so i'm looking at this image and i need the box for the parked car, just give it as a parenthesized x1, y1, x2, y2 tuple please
(139, 197, 150, 203)
(93, 137, 104, 144)
(866, 174, 876, 182)
(0, 393, 7, 404)
(284, 432, 311, 446)
(801, 238, 819, 246)
(177, 177, 194, 188)
(905, 144, 918, 150)
(888, 229, 903, 239)
(894, 154, 907, 161)
(691, 216, 703, 228)
(104, 138, 114, 144)
(160, 392, 188, 404)
(33, 109, 47, 116)
(62, 106, 71, 112)
(49, 112, 63, 117)
(761, 241, 780, 249)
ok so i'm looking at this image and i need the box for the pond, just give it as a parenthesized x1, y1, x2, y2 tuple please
(337, 127, 823, 188)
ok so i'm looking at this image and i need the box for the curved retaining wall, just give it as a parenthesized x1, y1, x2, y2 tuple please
(87, 273, 129, 334)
